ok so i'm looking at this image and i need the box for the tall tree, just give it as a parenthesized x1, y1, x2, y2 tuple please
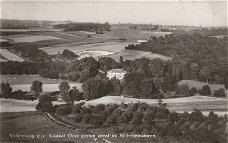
(59, 81, 71, 103)
(31, 80, 43, 97)
(0, 82, 12, 98)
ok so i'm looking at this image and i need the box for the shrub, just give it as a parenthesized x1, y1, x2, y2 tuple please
(143, 111, 156, 124)
(201, 85, 212, 96)
(106, 114, 118, 125)
(83, 114, 93, 124)
(177, 84, 193, 97)
(213, 88, 226, 97)
(90, 115, 104, 127)
(190, 87, 198, 95)
(72, 104, 82, 114)
(132, 111, 144, 125)
(74, 114, 82, 123)
(56, 104, 72, 115)
(36, 95, 54, 113)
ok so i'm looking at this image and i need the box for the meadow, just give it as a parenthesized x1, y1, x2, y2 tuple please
(41, 42, 133, 55)
(107, 49, 171, 61)
(0, 49, 24, 62)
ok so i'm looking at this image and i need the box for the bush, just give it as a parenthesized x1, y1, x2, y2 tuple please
(90, 115, 104, 127)
(213, 88, 226, 97)
(74, 114, 82, 123)
(201, 85, 212, 96)
(106, 114, 118, 125)
(177, 84, 193, 97)
(72, 104, 82, 114)
(83, 114, 93, 124)
(56, 104, 72, 115)
(132, 111, 144, 125)
(36, 95, 54, 113)
(190, 87, 198, 95)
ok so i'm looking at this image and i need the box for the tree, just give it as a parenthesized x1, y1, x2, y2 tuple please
(213, 88, 226, 97)
(36, 95, 54, 113)
(62, 49, 77, 60)
(190, 87, 198, 95)
(201, 85, 212, 96)
(132, 111, 144, 125)
(59, 82, 71, 103)
(177, 84, 193, 97)
(69, 86, 81, 101)
(162, 73, 177, 93)
(0, 82, 12, 98)
(31, 80, 43, 97)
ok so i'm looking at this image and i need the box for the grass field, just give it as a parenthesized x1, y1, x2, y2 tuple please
(84, 95, 227, 116)
(0, 49, 25, 62)
(0, 111, 95, 142)
(0, 74, 77, 85)
(41, 42, 133, 55)
(0, 75, 82, 92)
(106, 49, 171, 61)
(12, 35, 61, 43)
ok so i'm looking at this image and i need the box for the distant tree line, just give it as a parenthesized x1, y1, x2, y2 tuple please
(0, 19, 52, 29)
(53, 22, 111, 33)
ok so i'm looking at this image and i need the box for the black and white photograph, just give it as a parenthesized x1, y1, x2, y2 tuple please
(0, 0, 227, 142)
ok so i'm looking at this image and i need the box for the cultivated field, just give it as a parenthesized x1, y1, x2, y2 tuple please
(0, 49, 24, 62)
(106, 49, 171, 61)
(41, 42, 133, 55)
(12, 35, 61, 43)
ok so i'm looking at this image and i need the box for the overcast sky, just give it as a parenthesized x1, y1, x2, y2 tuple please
(1, 1, 227, 26)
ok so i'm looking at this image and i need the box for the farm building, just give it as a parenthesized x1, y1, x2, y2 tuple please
(107, 69, 127, 80)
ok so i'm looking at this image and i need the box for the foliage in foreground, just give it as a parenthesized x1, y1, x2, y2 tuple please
(55, 102, 227, 143)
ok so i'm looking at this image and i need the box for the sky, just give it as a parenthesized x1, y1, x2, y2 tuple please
(1, 0, 227, 27)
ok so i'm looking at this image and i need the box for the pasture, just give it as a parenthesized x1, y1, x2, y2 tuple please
(0, 49, 24, 62)
(11, 83, 82, 92)
(107, 49, 171, 61)
(0, 74, 76, 85)
(84, 95, 227, 116)
(12, 35, 61, 43)
(41, 42, 133, 55)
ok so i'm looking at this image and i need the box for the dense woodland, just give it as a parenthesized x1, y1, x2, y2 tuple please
(53, 22, 111, 33)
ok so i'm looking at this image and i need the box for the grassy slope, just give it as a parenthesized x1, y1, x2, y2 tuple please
(83, 95, 227, 115)
(0, 111, 95, 142)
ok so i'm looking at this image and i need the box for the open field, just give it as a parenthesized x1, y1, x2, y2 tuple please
(41, 42, 133, 55)
(106, 49, 171, 61)
(0, 74, 77, 85)
(178, 80, 226, 93)
(12, 35, 61, 43)
(0, 111, 95, 142)
(11, 83, 82, 92)
(84, 95, 227, 116)
(0, 49, 25, 62)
